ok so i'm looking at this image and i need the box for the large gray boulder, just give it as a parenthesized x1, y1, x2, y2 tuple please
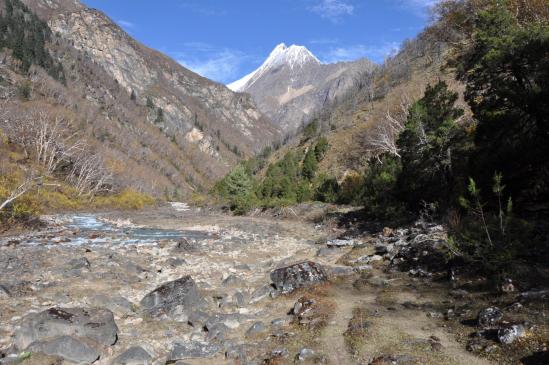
(27, 335, 100, 364)
(140, 276, 204, 319)
(15, 307, 118, 350)
(270, 261, 327, 294)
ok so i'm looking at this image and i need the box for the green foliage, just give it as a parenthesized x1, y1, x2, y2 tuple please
(449, 173, 533, 277)
(301, 147, 318, 180)
(214, 164, 256, 214)
(457, 3, 549, 210)
(314, 174, 340, 203)
(396, 81, 468, 211)
(0, 0, 65, 82)
(362, 154, 405, 220)
(314, 137, 329, 160)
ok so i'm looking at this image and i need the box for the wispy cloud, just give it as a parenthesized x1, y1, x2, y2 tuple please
(320, 42, 400, 64)
(172, 43, 247, 83)
(117, 19, 135, 29)
(309, 0, 354, 23)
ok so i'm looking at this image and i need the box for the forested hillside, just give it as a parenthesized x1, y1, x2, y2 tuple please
(215, 0, 549, 275)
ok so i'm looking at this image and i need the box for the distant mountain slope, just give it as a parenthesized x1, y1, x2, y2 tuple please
(0, 0, 279, 197)
(228, 43, 377, 133)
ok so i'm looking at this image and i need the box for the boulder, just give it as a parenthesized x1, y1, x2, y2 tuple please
(111, 346, 153, 364)
(15, 307, 118, 350)
(270, 261, 327, 294)
(27, 336, 99, 364)
(168, 341, 221, 360)
(477, 307, 503, 329)
(140, 276, 204, 319)
(498, 324, 526, 345)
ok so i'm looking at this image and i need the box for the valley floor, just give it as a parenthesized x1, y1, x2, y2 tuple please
(0, 205, 547, 364)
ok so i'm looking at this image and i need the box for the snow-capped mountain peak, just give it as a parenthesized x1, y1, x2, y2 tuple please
(228, 43, 320, 91)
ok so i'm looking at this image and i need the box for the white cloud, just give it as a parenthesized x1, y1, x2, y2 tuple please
(310, 0, 354, 23)
(117, 19, 135, 29)
(320, 42, 400, 64)
(173, 44, 246, 83)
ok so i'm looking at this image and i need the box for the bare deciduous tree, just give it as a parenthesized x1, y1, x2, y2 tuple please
(365, 93, 412, 159)
(68, 151, 112, 196)
(0, 174, 41, 211)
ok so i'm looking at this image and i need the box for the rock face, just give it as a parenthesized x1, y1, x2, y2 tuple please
(228, 43, 376, 133)
(270, 261, 327, 294)
(14, 307, 118, 350)
(140, 276, 204, 319)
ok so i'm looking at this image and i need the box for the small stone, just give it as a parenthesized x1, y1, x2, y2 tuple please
(271, 348, 289, 358)
(477, 307, 503, 329)
(296, 348, 315, 361)
(246, 322, 266, 337)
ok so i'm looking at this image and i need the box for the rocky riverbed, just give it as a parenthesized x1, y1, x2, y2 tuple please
(0, 205, 547, 364)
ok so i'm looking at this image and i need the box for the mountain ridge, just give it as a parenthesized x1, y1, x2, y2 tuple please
(227, 43, 377, 133)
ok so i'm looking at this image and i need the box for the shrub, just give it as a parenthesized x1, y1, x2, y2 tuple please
(315, 174, 340, 203)
(448, 174, 535, 277)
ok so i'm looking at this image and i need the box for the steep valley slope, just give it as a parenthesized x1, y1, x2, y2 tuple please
(1, 0, 280, 198)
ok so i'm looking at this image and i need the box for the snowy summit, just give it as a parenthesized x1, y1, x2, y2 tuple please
(228, 43, 321, 92)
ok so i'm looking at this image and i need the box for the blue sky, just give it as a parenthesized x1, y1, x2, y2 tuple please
(81, 0, 438, 84)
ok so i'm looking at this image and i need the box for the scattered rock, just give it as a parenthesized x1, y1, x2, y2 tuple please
(270, 261, 327, 294)
(111, 346, 152, 365)
(326, 239, 355, 248)
(67, 257, 91, 270)
(140, 276, 204, 319)
(271, 348, 289, 358)
(370, 354, 418, 364)
(246, 322, 266, 337)
(0, 284, 10, 298)
(249, 284, 274, 304)
(167, 258, 187, 267)
(296, 348, 315, 361)
(15, 307, 118, 350)
(382, 227, 394, 237)
(477, 307, 503, 329)
(498, 324, 526, 345)
(173, 238, 198, 252)
(222, 274, 244, 287)
(27, 335, 99, 364)
(168, 341, 221, 360)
